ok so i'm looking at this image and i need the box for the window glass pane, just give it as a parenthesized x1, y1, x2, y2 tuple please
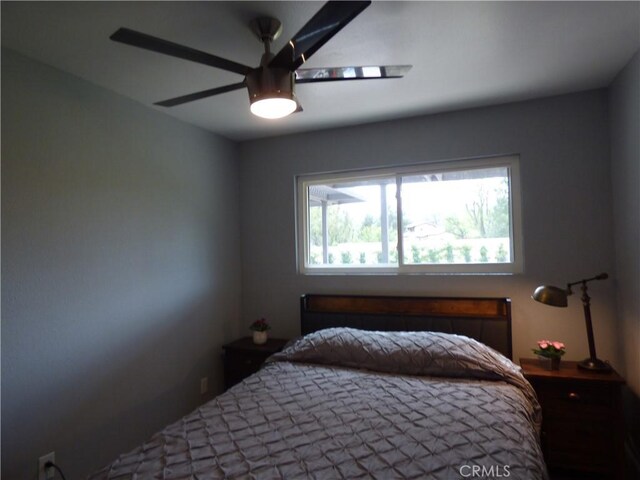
(400, 167, 511, 265)
(306, 177, 397, 267)
(297, 156, 521, 274)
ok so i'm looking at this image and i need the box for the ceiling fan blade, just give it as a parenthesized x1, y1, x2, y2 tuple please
(269, 1, 371, 71)
(295, 65, 412, 84)
(110, 28, 252, 77)
(154, 82, 246, 107)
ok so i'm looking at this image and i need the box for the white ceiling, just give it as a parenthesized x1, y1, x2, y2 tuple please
(2, 1, 639, 141)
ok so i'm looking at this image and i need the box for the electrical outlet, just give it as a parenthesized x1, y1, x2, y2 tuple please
(38, 452, 55, 480)
(200, 376, 208, 394)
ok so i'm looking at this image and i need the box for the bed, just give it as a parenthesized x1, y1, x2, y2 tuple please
(89, 295, 547, 479)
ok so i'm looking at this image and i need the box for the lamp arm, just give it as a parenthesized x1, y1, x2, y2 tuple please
(567, 272, 608, 289)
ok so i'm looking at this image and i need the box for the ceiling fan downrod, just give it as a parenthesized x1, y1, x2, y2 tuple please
(246, 16, 297, 118)
(249, 17, 283, 65)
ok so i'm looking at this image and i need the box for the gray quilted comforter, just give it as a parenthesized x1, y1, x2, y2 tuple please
(90, 328, 547, 479)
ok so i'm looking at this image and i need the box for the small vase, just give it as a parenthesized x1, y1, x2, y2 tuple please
(538, 355, 561, 371)
(252, 330, 268, 345)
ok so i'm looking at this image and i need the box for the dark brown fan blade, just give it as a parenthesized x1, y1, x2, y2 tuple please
(269, 1, 371, 71)
(154, 82, 246, 107)
(110, 28, 252, 77)
(295, 65, 412, 84)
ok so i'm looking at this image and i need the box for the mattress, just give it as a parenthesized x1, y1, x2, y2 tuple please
(89, 328, 547, 479)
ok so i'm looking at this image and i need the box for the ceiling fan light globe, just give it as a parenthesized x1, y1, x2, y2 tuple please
(250, 97, 297, 119)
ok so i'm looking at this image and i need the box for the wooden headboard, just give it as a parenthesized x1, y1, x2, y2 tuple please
(300, 294, 513, 359)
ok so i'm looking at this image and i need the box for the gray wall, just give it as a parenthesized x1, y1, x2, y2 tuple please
(610, 50, 640, 397)
(1, 49, 242, 478)
(239, 90, 619, 369)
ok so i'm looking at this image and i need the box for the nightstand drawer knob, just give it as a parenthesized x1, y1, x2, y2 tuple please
(567, 392, 581, 401)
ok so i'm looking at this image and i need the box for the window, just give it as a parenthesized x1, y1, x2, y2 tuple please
(296, 155, 522, 274)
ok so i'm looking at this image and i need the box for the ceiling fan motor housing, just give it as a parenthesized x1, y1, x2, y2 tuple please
(246, 67, 296, 105)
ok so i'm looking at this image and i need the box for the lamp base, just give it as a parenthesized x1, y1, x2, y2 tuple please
(577, 358, 612, 372)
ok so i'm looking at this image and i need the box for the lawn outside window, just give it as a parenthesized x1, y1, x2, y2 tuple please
(296, 155, 523, 274)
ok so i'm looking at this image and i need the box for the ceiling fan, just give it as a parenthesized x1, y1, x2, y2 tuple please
(110, 0, 411, 119)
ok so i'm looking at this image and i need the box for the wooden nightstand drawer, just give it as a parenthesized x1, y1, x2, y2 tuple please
(544, 417, 611, 470)
(535, 382, 613, 415)
(224, 351, 268, 384)
(226, 350, 266, 369)
(222, 337, 289, 390)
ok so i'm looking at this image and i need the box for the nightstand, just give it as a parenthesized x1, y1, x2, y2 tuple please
(222, 337, 289, 390)
(520, 358, 625, 479)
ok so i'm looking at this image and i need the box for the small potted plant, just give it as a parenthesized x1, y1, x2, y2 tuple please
(250, 318, 271, 345)
(533, 340, 566, 370)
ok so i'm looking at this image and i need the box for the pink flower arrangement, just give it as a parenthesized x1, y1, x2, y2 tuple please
(533, 339, 566, 358)
(250, 318, 271, 332)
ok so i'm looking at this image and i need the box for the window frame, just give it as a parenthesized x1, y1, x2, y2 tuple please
(296, 155, 523, 275)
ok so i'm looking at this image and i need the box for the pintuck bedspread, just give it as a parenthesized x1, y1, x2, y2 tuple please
(89, 329, 547, 479)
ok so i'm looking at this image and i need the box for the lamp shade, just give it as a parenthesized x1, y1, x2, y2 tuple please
(532, 285, 568, 307)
